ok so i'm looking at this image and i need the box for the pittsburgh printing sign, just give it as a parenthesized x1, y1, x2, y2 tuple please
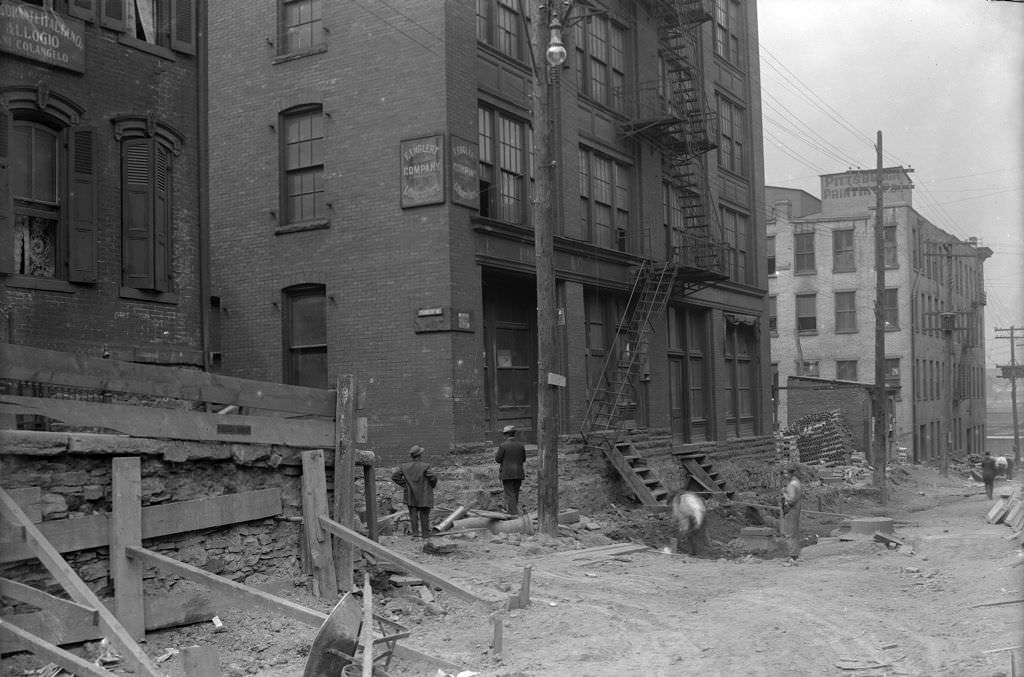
(400, 135, 444, 208)
(450, 135, 478, 208)
(0, 0, 86, 73)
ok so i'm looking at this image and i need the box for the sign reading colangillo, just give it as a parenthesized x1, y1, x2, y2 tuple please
(0, 0, 85, 73)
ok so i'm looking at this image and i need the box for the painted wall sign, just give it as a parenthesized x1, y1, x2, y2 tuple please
(450, 135, 479, 208)
(400, 135, 444, 208)
(0, 1, 86, 73)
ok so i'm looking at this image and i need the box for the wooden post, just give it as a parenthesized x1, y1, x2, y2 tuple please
(111, 457, 145, 640)
(518, 565, 532, 608)
(181, 645, 220, 677)
(490, 611, 504, 654)
(302, 449, 338, 600)
(361, 571, 374, 677)
(362, 464, 378, 542)
(333, 374, 356, 591)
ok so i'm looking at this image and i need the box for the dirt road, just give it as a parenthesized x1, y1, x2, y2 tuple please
(4, 466, 1021, 677)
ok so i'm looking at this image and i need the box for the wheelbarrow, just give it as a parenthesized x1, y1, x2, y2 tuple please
(302, 592, 410, 677)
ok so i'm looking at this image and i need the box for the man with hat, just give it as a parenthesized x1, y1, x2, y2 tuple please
(495, 425, 527, 515)
(392, 445, 438, 538)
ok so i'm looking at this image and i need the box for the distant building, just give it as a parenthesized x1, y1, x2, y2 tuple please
(0, 0, 205, 366)
(207, 0, 772, 461)
(767, 170, 991, 464)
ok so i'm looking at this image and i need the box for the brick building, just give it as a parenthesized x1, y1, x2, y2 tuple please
(207, 0, 771, 462)
(767, 172, 991, 464)
(0, 0, 206, 366)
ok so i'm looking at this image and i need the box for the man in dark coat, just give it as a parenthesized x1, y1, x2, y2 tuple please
(495, 425, 526, 515)
(392, 445, 438, 538)
(981, 452, 997, 500)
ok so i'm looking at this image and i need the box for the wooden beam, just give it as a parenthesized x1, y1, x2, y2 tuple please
(0, 342, 335, 416)
(0, 395, 334, 447)
(0, 488, 162, 677)
(318, 516, 496, 607)
(363, 464, 378, 543)
(1, 488, 282, 564)
(0, 578, 100, 654)
(0, 621, 114, 677)
(301, 449, 338, 600)
(110, 457, 145, 639)
(333, 374, 356, 591)
(0, 577, 98, 622)
(125, 545, 328, 628)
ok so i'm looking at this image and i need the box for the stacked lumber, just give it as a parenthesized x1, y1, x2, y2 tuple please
(987, 492, 1024, 535)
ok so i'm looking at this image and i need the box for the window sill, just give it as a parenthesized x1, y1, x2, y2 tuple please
(119, 287, 179, 304)
(797, 331, 818, 336)
(835, 329, 858, 334)
(833, 268, 856, 274)
(4, 276, 75, 293)
(794, 270, 817, 276)
(275, 219, 330, 235)
(273, 44, 328, 64)
(117, 35, 176, 60)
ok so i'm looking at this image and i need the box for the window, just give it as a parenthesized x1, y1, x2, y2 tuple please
(767, 235, 776, 275)
(836, 360, 858, 381)
(283, 284, 327, 389)
(716, 95, 744, 175)
(122, 136, 172, 291)
(883, 288, 899, 329)
(799, 360, 820, 377)
(768, 296, 777, 335)
(479, 106, 530, 224)
(3, 100, 97, 283)
(833, 229, 854, 272)
(834, 291, 857, 333)
(100, 0, 196, 54)
(796, 293, 816, 333)
(884, 225, 898, 268)
(573, 15, 626, 111)
(884, 358, 900, 384)
(721, 206, 751, 284)
(669, 306, 709, 442)
(724, 321, 755, 437)
(281, 106, 325, 226)
(794, 231, 815, 273)
(279, 0, 323, 55)
(713, 0, 743, 67)
(476, 0, 527, 62)
(579, 147, 630, 250)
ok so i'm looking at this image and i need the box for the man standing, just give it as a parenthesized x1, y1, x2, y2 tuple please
(495, 425, 526, 515)
(392, 445, 438, 538)
(780, 464, 803, 566)
(981, 452, 997, 500)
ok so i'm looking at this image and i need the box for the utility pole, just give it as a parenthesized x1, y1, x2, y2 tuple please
(530, 1, 568, 536)
(995, 327, 1022, 468)
(872, 131, 888, 504)
(941, 243, 955, 477)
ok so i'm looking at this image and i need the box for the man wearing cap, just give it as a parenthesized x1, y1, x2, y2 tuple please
(496, 425, 527, 515)
(392, 445, 438, 538)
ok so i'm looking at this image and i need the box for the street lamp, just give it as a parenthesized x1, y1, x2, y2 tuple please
(546, 17, 566, 67)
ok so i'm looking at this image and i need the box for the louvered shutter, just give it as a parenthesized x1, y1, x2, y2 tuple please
(0, 109, 11, 275)
(101, 0, 125, 31)
(171, 0, 196, 54)
(68, 126, 98, 283)
(122, 138, 154, 289)
(153, 144, 170, 292)
(68, 0, 96, 22)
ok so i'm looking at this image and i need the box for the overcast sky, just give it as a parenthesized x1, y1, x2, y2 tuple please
(756, 0, 1024, 367)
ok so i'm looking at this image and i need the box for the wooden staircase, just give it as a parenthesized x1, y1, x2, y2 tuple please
(673, 449, 732, 499)
(588, 436, 670, 506)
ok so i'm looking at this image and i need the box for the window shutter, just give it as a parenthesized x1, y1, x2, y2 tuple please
(101, 0, 125, 31)
(122, 138, 154, 289)
(68, 0, 96, 22)
(171, 0, 196, 54)
(68, 126, 98, 283)
(0, 109, 11, 275)
(153, 145, 170, 292)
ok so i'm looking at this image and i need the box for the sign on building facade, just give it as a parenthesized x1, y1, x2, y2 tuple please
(400, 134, 444, 208)
(1, 0, 86, 73)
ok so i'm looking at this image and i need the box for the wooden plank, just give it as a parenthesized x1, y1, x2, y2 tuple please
(0, 621, 114, 677)
(333, 374, 356, 592)
(0, 578, 100, 654)
(0, 395, 334, 447)
(0, 488, 162, 677)
(319, 516, 496, 607)
(0, 577, 98, 621)
(363, 464, 378, 543)
(111, 458, 145, 640)
(682, 458, 726, 495)
(126, 545, 328, 628)
(986, 498, 1011, 524)
(1, 488, 41, 528)
(0, 342, 335, 416)
(182, 645, 221, 677)
(301, 450, 338, 600)
(1, 489, 282, 564)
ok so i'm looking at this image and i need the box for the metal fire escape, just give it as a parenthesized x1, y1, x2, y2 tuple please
(581, 1, 728, 503)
